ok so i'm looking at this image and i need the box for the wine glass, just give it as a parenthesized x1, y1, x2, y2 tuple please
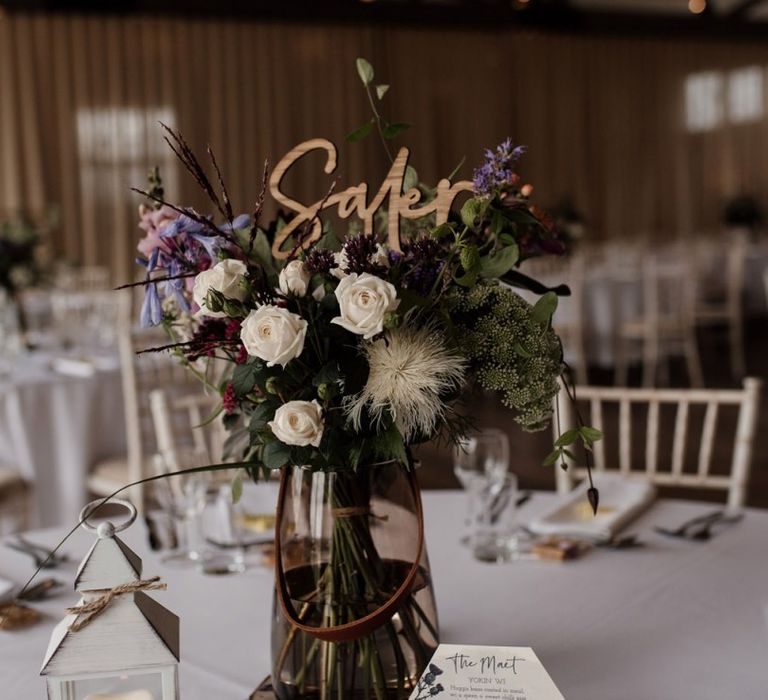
(453, 428, 510, 546)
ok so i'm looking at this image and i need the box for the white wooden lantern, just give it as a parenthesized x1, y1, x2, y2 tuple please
(41, 499, 180, 700)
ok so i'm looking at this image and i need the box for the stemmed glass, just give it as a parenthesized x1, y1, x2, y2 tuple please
(453, 428, 510, 547)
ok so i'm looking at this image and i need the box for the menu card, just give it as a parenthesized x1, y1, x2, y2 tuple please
(409, 644, 564, 700)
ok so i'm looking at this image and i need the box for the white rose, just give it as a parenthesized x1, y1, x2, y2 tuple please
(193, 259, 248, 317)
(268, 400, 324, 447)
(240, 305, 307, 367)
(331, 273, 399, 340)
(278, 260, 312, 297)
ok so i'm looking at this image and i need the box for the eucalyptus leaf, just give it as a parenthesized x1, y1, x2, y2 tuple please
(542, 448, 560, 466)
(263, 440, 291, 470)
(375, 84, 389, 100)
(346, 120, 374, 143)
(356, 57, 374, 86)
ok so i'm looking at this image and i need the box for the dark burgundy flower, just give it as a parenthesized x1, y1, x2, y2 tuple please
(222, 382, 237, 414)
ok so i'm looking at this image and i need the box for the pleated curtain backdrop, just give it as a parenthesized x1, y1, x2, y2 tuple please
(1, 12, 768, 283)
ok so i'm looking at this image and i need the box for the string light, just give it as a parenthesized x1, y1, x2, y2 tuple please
(688, 0, 706, 14)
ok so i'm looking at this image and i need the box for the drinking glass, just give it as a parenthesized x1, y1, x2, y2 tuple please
(472, 472, 529, 562)
(453, 428, 510, 546)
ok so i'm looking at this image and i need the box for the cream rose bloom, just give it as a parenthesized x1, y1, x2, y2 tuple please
(278, 260, 311, 297)
(240, 305, 307, 367)
(268, 400, 324, 447)
(193, 259, 248, 317)
(331, 273, 399, 340)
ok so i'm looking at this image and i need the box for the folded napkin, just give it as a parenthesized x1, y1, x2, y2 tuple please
(528, 474, 656, 541)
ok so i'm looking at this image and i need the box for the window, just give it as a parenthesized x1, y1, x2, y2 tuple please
(685, 66, 764, 132)
(728, 66, 763, 123)
(76, 107, 178, 201)
(685, 72, 724, 132)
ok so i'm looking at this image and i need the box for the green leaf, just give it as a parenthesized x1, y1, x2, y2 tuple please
(383, 122, 411, 139)
(479, 244, 519, 278)
(554, 429, 580, 447)
(459, 244, 480, 273)
(429, 223, 454, 240)
(232, 362, 258, 399)
(579, 426, 603, 443)
(249, 402, 273, 437)
(531, 291, 559, 324)
(454, 268, 479, 288)
(231, 471, 243, 504)
(514, 343, 532, 358)
(313, 362, 340, 387)
(542, 448, 561, 466)
(263, 440, 291, 470)
(446, 156, 466, 182)
(403, 165, 419, 192)
(346, 119, 374, 143)
(499, 232, 516, 245)
(375, 84, 389, 100)
(356, 57, 374, 86)
(251, 229, 275, 272)
(460, 197, 485, 228)
(491, 209, 505, 236)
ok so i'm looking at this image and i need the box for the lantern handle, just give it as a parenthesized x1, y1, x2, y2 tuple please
(78, 498, 137, 537)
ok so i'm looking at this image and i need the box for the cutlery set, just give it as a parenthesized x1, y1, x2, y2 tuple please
(654, 510, 743, 541)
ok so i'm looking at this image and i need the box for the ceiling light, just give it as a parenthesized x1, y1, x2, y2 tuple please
(688, 0, 706, 14)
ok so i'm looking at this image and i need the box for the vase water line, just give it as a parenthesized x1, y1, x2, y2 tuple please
(271, 462, 439, 699)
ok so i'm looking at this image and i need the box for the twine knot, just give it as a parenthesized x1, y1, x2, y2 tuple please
(66, 576, 166, 632)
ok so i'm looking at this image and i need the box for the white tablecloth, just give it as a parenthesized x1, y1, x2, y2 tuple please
(0, 352, 126, 527)
(1, 491, 767, 700)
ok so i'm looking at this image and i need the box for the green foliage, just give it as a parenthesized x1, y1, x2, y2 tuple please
(356, 58, 374, 86)
(450, 283, 563, 431)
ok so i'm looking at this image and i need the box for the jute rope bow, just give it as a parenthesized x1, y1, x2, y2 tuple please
(66, 576, 166, 632)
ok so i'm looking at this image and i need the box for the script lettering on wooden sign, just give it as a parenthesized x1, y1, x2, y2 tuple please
(269, 138, 474, 259)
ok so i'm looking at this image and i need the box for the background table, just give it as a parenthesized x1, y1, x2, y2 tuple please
(0, 352, 126, 527)
(2, 491, 767, 700)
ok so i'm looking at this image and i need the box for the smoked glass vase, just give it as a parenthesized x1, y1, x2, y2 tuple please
(271, 462, 439, 699)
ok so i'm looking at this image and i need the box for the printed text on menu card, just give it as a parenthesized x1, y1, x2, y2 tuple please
(409, 644, 565, 700)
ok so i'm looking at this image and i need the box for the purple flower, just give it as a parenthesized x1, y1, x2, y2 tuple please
(140, 283, 163, 327)
(472, 138, 526, 196)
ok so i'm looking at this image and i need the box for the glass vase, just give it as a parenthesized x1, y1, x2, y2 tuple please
(271, 462, 439, 700)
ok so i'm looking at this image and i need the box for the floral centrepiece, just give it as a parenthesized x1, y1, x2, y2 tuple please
(131, 58, 597, 700)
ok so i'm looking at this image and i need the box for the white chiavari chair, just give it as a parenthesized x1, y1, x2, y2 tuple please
(554, 378, 762, 509)
(86, 291, 197, 512)
(614, 252, 703, 387)
(693, 232, 747, 380)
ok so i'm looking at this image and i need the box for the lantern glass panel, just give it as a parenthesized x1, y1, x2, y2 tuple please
(70, 671, 164, 699)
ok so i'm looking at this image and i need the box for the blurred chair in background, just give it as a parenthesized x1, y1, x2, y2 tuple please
(692, 232, 747, 380)
(554, 377, 762, 508)
(615, 252, 702, 387)
(86, 291, 197, 512)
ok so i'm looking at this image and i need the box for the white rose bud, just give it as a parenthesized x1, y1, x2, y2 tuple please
(278, 260, 312, 297)
(268, 400, 324, 447)
(193, 259, 248, 317)
(240, 305, 307, 367)
(331, 272, 399, 340)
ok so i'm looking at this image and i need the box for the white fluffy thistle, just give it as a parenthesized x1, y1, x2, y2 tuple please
(345, 326, 466, 442)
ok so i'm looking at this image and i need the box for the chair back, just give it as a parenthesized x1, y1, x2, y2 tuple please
(554, 378, 762, 508)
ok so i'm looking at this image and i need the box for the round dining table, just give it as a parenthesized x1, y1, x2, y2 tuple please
(2, 490, 767, 700)
(0, 350, 126, 528)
